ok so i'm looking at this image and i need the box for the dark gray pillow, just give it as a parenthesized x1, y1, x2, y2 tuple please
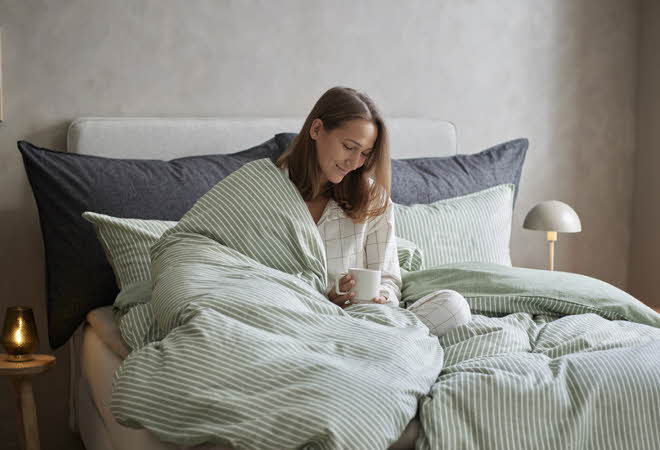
(275, 133, 528, 205)
(391, 138, 528, 205)
(19, 136, 286, 349)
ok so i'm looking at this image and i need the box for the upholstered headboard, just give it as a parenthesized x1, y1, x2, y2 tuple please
(67, 117, 457, 158)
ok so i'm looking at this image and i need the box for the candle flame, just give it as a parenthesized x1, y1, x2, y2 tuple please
(14, 316, 25, 345)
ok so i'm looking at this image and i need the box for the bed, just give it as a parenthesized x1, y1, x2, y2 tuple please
(18, 117, 660, 450)
(65, 116, 458, 450)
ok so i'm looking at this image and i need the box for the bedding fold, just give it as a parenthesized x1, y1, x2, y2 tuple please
(402, 262, 660, 327)
(403, 263, 660, 450)
(110, 159, 443, 449)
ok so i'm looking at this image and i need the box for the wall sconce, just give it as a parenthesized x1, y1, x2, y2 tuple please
(2, 307, 39, 362)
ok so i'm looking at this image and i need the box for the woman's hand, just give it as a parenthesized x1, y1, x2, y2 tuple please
(328, 274, 356, 308)
(328, 274, 389, 307)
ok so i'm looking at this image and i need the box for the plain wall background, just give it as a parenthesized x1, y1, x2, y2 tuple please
(629, 0, 660, 310)
(0, 1, 645, 448)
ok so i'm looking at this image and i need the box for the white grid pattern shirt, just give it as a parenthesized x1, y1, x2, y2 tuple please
(283, 167, 402, 306)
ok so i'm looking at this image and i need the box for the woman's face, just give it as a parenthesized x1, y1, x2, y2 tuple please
(309, 118, 378, 185)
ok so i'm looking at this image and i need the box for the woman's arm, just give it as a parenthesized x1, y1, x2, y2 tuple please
(365, 199, 402, 307)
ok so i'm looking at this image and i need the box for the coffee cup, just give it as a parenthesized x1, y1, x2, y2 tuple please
(334, 268, 381, 303)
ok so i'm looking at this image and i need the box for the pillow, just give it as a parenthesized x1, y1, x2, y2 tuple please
(391, 139, 527, 205)
(276, 134, 528, 205)
(82, 212, 176, 289)
(85, 211, 424, 288)
(396, 237, 424, 272)
(21, 132, 525, 348)
(394, 184, 515, 269)
(19, 136, 287, 349)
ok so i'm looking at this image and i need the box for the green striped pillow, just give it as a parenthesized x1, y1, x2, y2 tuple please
(394, 184, 514, 269)
(83, 212, 427, 289)
(82, 212, 176, 288)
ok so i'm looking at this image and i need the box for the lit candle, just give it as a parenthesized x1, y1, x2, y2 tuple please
(2, 307, 38, 362)
(14, 316, 25, 346)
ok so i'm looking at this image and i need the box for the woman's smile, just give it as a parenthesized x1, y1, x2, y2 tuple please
(336, 164, 349, 175)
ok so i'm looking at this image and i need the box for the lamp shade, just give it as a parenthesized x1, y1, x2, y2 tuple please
(523, 200, 582, 233)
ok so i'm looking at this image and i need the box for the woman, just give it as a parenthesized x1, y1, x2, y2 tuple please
(277, 86, 471, 337)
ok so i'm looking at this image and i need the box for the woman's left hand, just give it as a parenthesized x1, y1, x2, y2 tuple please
(372, 296, 387, 304)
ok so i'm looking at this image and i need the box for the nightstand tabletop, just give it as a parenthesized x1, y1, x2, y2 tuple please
(0, 354, 55, 376)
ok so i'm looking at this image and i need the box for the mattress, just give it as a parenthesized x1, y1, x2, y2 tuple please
(79, 307, 419, 450)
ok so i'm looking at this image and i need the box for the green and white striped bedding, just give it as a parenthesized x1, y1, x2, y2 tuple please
(404, 263, 660, 450)
(110, 159, 443, 449)
(394, 184, 514, 268)
(108, 159, 660, 449)
(81, 213, 175, 349)
(82, 212, 176, 289)
(395, 236, 424, 272)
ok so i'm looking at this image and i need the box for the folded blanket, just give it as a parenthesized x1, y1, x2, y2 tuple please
(403, 263, 660, 450)
(110, 159, 443, 449)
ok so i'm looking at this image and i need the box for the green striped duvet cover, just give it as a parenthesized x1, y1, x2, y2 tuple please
(111, 159, 444, 449)
(404, 263, 660, 450)
(111, 158, 660, 449)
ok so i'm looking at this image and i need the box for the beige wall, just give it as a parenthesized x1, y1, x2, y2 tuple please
(0, 1, 640, 449)
(629, 0, 660, 309)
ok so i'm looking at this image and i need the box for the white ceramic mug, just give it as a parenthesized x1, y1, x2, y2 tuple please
(334, 268, 381, 303)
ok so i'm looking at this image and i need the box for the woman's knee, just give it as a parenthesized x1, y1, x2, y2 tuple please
(437, 290, 472, 326)
(407, 289, 472, 336)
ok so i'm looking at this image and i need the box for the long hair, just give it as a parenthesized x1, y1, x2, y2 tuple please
(277, 86, 391, 223)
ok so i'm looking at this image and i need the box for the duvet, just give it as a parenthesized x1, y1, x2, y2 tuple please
(403, 264, 660, 450)
(111, 158, 660, 450)
(111, 159, 444, 449)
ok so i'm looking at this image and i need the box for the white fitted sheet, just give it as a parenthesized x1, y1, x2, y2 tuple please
(86, 306, 129, 359)
(80, 314, 419, 450)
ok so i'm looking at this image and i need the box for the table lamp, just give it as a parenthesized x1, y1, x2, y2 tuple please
(2, 306, 39, 362)
(523, 200, 582, 271)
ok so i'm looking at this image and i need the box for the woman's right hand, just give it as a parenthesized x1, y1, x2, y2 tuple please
(328, 274, 356, 308)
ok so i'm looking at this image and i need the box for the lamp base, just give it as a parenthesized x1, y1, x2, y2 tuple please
(547, 232, 557, 271)
(5, 353, 34, 362)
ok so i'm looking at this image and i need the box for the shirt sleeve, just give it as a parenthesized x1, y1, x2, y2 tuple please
(364, 199, 402, 307)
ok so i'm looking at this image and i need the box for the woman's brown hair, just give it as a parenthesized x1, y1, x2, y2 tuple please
(276, 86, 391, 223)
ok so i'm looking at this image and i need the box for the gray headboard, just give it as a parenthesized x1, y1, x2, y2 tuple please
(67, 117, 457, 159)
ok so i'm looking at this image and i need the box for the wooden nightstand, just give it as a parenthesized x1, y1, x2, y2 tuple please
(0, 354, 56, 450)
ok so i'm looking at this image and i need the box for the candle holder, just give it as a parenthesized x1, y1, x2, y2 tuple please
(2, 307, 39, 362)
